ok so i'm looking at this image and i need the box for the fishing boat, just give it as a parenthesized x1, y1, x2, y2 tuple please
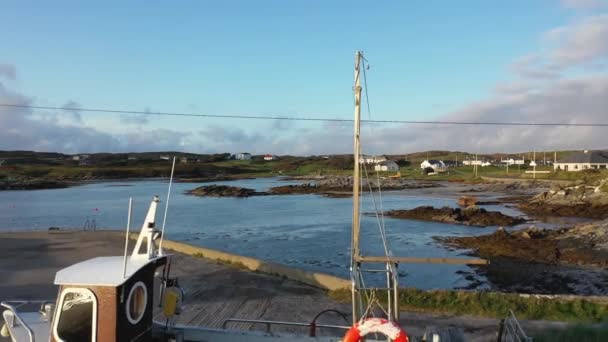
(0, 51, 530, 342)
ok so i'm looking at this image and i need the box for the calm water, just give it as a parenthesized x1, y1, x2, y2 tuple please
(0, 178, 518, 290)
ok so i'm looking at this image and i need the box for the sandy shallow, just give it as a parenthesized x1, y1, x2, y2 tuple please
(0, 230, 585, 341)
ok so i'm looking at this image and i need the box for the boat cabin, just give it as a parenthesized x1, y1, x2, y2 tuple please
(52, 255, 167, 341)
(2, 196, 174, 342)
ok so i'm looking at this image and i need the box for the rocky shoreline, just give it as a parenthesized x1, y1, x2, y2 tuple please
(270, 176, 439, 197)
(185, 185, 269, 197)
(385, 206, 526, 227)
(518, 182, 608, 219)
(439, 223, 608, 267)
(0, 179, 72, 190)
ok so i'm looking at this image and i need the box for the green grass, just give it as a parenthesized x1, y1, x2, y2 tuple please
(329, 288, 608, 323)
(4, 150, 608, 186)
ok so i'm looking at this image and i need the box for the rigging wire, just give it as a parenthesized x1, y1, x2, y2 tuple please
(2, 103, 608, 127)
(360, 58, 391, 262)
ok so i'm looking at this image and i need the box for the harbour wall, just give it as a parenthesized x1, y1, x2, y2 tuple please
(149, 236, 351, 291)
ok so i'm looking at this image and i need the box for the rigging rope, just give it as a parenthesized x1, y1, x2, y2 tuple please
(361, 58, 392, 262)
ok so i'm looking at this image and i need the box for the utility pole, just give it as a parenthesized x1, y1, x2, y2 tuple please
(533, 151, 536, 179)
(554, 151, 557, 164)
(475, 153, 478, 178)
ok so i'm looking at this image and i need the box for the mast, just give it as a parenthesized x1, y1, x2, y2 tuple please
(351, 51, 363, 323)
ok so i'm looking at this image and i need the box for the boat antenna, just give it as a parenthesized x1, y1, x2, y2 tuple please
(159, 156, 176, 255)
(122, 197, 133, 278)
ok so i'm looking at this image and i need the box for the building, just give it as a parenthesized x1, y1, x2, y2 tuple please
(374, 160, 399, 172)
(0, 159, 4, 167)
(554, 150, 608, 171)
(420, 160, 446, 171)
(128, 156, 138, 161)
(442, 160, 460, 167)
(463, 159, 483, 166)
(179, 157, 190, 164)
(72, 154, 90, 161)
(159, 155, 170, 161)
(234, 153, 252, 161)
(359, 155, 387, 164)
(263, 154, 277, 161)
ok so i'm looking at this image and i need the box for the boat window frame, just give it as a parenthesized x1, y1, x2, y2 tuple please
(126, 281, 147, 325)
(52, 287, 98, 342)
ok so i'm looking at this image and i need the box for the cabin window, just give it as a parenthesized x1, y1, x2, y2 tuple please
(53, 288, 97, 342)
(126, 281, 148, 324)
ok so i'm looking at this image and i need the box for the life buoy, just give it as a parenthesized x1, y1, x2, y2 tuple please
(342, 318, 409, 342)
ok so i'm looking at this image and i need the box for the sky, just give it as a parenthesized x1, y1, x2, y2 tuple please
(1, 0, 608, 155)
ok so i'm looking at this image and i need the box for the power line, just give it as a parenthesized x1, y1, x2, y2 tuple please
(1, 103, 608, 127)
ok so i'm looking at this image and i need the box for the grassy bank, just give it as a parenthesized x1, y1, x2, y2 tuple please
(329, 288, 608, 323)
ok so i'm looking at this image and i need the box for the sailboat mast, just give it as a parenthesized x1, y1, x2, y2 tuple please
(352, 51, 362, 260)
(351, 51, 363, 323)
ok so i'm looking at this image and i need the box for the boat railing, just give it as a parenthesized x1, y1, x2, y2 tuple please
(1, 300, 48, 342)
(498, 310, 532, 342)
(221, 318, 350, 336)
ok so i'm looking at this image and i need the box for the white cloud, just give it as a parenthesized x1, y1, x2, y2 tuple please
(545, 15, 608, 68)
(0, 64, 16, 80)
(61, 100, 83, 123)
(0, 70, 192, 154)
(2, 11, 608, 155)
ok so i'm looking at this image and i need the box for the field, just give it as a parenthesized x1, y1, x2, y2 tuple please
(1, 149, 605, 187)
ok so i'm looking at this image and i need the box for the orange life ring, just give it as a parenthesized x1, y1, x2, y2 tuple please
(343, 318, 409, 342)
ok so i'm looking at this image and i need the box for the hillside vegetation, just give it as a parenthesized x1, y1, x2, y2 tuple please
(1, 150, 603, 188)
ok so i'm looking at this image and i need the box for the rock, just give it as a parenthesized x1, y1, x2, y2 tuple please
(439, 222, 608, 267)
(384, 206, 526, 227)
(269, 176, 440, 196)
(186, 185, 268, 198)
(519, 180, 608, 219)
(458, 196, 478, 207)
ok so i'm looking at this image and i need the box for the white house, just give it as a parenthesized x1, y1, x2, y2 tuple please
(159, 155, 170, 161)
(420, 160, 446, 171)
(359, 155, 387, 164)
(72, 154, 90, 161)
(263, 154, 277, 161)
(462, 160, 483, 166)
(0, 159, 4, 167)
(501, 158, 526, 165)
(235, 153, 252, 161)
(554, 150, 608, 171)
(374, 160, 399, 172)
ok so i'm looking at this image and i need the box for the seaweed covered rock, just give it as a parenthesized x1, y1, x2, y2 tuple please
(385, 206, 526, 227)
(186, 185, 268, 197)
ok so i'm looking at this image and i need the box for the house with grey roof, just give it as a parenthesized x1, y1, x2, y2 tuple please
(554, 150, 608, 171)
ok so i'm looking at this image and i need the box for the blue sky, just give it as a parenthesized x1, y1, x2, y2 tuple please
(1, 1, 608, 154)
